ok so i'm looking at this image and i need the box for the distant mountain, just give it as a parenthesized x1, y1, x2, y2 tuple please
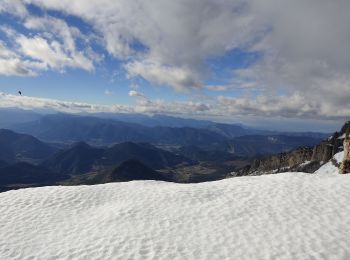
(84, 113, 214, 128)
(236, 123, 348, 176)
(205, 123, 260, 138)
(219, 135, 322, 157)
(42, 142, 104, 175)
(97, 142, 192, 169)
(176, 145, 234, 162)
(0, 160, 8, 168)
(43, 141, 193, 175)
(0, 108, 42, 129)
(0, 129, 57, 163)
(175, 134, 321, 162)
(0, 162, 67, 187)
(12, 114, 227, 145)
(5, 110, 329, 145)
(106, 159, 169, 182)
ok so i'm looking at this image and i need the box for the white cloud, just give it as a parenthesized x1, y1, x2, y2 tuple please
(104, 89, 113, 96)
(0, 92, 131, 113)
(0, 40, 42, 76)
(125, 61, 201, 92)
(2, 91, 349, 122)
(0, 0, 350, 120)
(205, 85, 233, 92)
(2, 0, 261, 88)
(0, 14, 95, 75)
(0, 0, 27, 17)
(128, 90, 147, 99)
(0, 58, 33, 76)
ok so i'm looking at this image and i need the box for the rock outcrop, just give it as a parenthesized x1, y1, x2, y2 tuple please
(237, 121, 349, 176)
(339, 131, 350, 174)
(235, 147, 313, 176)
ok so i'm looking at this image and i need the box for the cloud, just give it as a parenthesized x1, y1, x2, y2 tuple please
(2, 91, 349, 122)
(1, 0, 260, 88)
(0, 14, 96, 75)
(125, 60, 201, 91)
(0, 0, 350, 120)
(0, 0, 27, 17)
(16, 35, 93, 71)
(205, 85, 233, 92)
(0, 58, 33, 76)
(104, 89, 113, 96)
(128, 90, 147, 99)
(0, 40, 32, 76)
(0, 92, 131, 113)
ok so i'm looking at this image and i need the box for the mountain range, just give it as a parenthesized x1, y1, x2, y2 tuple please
(235, 122, 350, 176)
(0, 129, 57, 163)
(11, 114, 228, 145)
(0, 108, 335, 192)
(42, 141, 193, 175)
(1, 108, 328, 146)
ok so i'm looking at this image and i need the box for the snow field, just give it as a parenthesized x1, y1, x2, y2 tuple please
(0, 153, 349, 259)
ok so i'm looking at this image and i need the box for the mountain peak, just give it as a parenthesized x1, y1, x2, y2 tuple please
(109, 159, 168, 182)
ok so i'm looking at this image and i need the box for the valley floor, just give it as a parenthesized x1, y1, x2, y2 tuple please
(0, 153, 349, 259)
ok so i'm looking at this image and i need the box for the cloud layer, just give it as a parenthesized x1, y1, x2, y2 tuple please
(0, 0, 350, 120)
(2, 92, 350, 123)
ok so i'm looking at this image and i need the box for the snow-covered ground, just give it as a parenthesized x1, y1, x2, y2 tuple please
(1, 153, 350, 260)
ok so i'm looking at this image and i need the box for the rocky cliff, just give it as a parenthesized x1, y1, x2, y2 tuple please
(235, 121, 350, 176)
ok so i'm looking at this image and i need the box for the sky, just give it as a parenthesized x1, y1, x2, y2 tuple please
(0, 0, 349, 132)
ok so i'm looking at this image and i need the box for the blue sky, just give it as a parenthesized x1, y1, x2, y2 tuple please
(0, 0, 349, 131)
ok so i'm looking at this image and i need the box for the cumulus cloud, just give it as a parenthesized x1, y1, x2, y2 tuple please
(1, 0, 260, 86)
(0, 0, 350, 120)
(128, 90, 147, 99)
(0, 92, 131, 113)
(0, 41, 30, 76)
(16, 35, 92, 71)
(0, 40, 40, 76)
(125, 61, 201, 92)
(0, 12, 96, 75)
(0, 58, 33, 76)
(0, 0, 27, 17)
(2, 91, 349, 122)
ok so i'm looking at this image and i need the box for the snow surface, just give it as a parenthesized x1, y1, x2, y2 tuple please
(299, 160, 311, 167)
(338, 133, 346, 139)
(1, 153, 350, 260)
(334, 151, 344, 164)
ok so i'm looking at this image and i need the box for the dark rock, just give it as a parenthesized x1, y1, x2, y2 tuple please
(239, 147, 313, 175)
(237, 121, 350, 176)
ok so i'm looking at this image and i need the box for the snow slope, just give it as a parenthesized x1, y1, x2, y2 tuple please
(1, 153, 350, 260)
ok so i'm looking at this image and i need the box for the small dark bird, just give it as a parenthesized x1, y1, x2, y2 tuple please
(18, 91, 22, 96)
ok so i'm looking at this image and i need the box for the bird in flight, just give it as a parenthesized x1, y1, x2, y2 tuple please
(18, 91, 22, 96)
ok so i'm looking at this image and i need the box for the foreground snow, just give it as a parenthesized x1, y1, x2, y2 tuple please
(1, 156, 350, 259)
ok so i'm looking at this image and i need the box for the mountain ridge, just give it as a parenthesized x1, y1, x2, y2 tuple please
(236, 122, 349, 176)
(42, 141, 194, 175)
(0, 129, 57, 163)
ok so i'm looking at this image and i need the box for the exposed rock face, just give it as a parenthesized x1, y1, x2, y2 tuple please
(237, 122, 349, 176)
(238, 147, 313, 176)
(311, 132, 343, 162)
(341, 121, 350, 134)
(339, 135, 350, 174)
